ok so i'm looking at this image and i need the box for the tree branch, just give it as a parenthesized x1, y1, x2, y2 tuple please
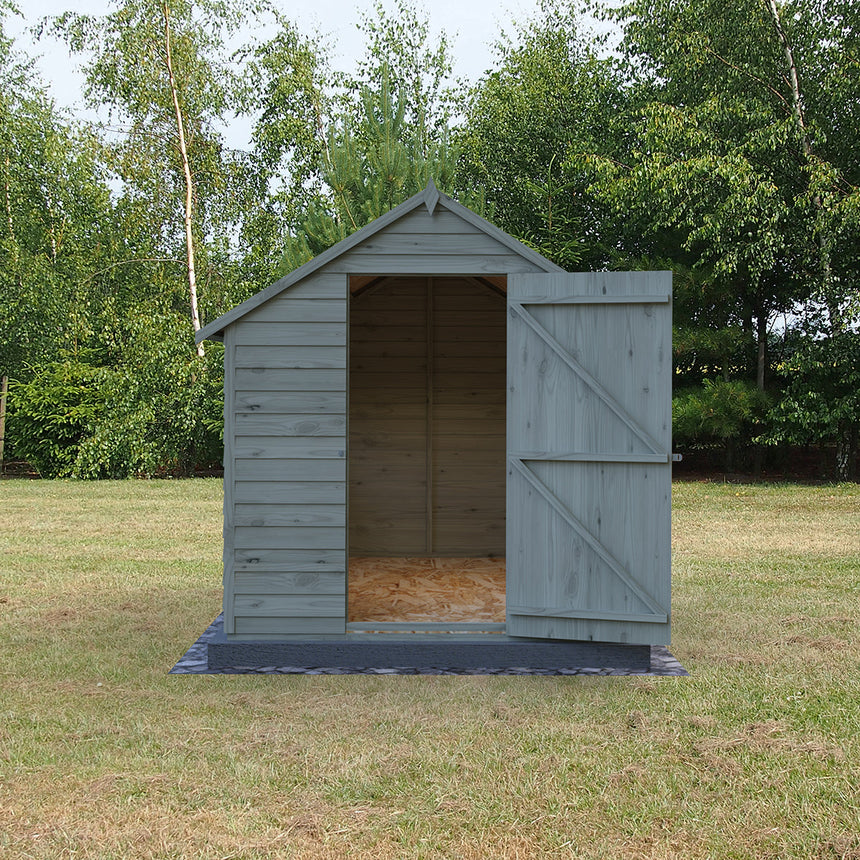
(80, 256, 185, 285)
(702, 46, 793, 117)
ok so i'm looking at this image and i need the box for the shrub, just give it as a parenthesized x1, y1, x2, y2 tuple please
(7, 360, 114, 477)
(765, 331, 860, 480)
(673, 379, 771, 470)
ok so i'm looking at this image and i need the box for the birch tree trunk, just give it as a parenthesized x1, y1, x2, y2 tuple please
(163, 1, 205, 357)
(763, 0, 839, 332)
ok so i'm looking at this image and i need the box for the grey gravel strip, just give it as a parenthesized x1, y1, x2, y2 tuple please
(169, 615, 689, 676)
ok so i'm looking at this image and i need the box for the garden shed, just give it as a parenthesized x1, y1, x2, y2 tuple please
(196, 181, 673, 670)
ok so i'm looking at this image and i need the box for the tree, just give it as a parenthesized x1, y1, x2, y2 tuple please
(766, 330, 859, 481)
(583, 0, 860, 474)
(249, 0, 467, 273)
(456, 1, 625, 270)
(48, 0, 257, 354)
(0, 6, 115, 382)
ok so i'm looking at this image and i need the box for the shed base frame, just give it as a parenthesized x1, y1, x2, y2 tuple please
(207, 630, 651, 672)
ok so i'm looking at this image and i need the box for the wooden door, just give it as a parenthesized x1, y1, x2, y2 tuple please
(506, 272, 672, 645)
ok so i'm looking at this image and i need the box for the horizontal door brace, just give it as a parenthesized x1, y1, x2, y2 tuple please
(513, 293, 671, 305)
(511, 452, 670, 464)
(508, 606, 668, 624)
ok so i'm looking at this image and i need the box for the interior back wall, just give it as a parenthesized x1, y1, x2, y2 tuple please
(349, 276, 506, 556)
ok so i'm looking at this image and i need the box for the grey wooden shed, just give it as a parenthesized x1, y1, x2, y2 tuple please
(197, 181, 672, 670)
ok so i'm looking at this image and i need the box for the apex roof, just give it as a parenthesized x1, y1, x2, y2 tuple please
(197, 180, 563, 343)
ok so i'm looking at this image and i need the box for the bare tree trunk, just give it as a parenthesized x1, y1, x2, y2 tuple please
(0, 375, 7, 474)
(3, 155, 14, 243)
(763, 0, 839, 331)
(835, 423, 857, 482)
(163, 1, 205, 358)
(756, 309, 767, 393)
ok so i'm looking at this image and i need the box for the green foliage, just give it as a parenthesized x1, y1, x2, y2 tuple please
(279, 65, 467, 272)
(73, 313, 224, 479)
(250, 0, 468, 275)
(765, 330, 860, 479)
(673, 379, 770, 445)
(7, 360, 112, 477)
(457, 2, 620, 269)
(6, 313, 223, 479)
(2, 0, 857, 479)
(0, 17, 115, 380)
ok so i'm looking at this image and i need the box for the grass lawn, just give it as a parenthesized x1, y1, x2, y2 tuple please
(1, 478, 858, 859)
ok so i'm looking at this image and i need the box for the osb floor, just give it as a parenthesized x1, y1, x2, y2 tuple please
(347, 557, 506, 623)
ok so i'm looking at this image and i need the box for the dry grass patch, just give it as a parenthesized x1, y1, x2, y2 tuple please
(1, 479, 859, 858)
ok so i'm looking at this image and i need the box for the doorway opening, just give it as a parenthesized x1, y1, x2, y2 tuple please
(347, 275, 507, 624)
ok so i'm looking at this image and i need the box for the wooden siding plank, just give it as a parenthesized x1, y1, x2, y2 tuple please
(235, 368, 345, 390)
(433, 404, 505, 421)
(233, 548, 345, 570)
(349, 372, 425, 390)
(233, 414, 346, 436)
(233, 481, 346, 505)
(435, 356, 506, 375)
(324, 253, 541, 274)
(380, 208, 485, 234)
(350, 403, 425, 419)
(234, 504, 345, 527)
(351, 357, 427, 374)
(232, 616, 345, 636)
(350, 310, 433, 328)
(433, 326, 509, 342)
(350, 293, 427, 311)
(233, 437, 346, 459)
(233, 570, 346, 593)
(232, 321, 346, 346)
(246, 297, 347, 323)
(349, 464, 427, 484)
(347, 233, 523, 255)
(350, 339, 426, 357)
(234, 525, 345, 549)
(431, 390, 506, 406)
(350, 325, 425, 342)
(235, 391, 345, 413)
(512, 451, 669, 463)
(234, 458, 346, 482)
(433, 341, 507, 358)
(234, 346, 346, 369)
(234, 595, 346, 617)
(508, 606, 667, 624)
(242, 272, 346, 303)
(432, 372, 505, 390)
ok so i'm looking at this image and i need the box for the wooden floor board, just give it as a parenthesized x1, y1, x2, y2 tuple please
(348, 557, 506, 622)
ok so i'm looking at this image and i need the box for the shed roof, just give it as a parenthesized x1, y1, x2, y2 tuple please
(197, 181, 563, 343)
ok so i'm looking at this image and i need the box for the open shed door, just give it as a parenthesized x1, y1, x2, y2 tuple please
(506, 272, 672, 645)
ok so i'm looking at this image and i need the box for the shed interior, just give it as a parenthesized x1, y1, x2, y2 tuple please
(347, 275, 507, 623)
